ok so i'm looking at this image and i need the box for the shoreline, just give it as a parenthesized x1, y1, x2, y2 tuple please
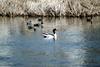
(0, 14, 99, 18)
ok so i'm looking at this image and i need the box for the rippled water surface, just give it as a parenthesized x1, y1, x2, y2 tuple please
(0, 16, 100, 67)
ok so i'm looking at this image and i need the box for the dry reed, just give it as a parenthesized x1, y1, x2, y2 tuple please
(0, 0, 100, 17)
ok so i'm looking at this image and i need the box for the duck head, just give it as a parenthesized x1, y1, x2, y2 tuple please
(53, 28, 57, 34)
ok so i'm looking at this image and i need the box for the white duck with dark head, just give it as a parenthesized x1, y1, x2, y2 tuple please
(42, 28, 57, 40)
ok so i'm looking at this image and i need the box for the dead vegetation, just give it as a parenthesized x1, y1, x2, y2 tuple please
(0, 0, 100, 17)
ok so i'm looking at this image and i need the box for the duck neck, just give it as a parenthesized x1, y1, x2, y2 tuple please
(53, 31, 55, 34)
(54, 33, 57, 40)
(53, 30, 56, 34)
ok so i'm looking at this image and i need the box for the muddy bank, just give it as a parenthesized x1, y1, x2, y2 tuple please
(0, 0, 100, 17)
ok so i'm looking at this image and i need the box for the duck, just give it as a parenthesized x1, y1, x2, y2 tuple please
(38, 17, 43, 21)
(86, 16, 92, 22)
(27, 21, 33, 29)
(26, 21, 36, 30)
(42, 28, 57, 40)
(34, 23, 40, 27)
(86, 16, 93, 24)
(34, 20, 43, 27)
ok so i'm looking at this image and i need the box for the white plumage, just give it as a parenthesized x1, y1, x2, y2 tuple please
(42, 28, 57, 40)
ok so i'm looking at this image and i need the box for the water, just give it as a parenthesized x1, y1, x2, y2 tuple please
(0, 16, 100, 67)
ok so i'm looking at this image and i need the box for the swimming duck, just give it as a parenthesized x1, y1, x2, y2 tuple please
(86, 16, 93, 24)
(34, 20, 43, 27)
(27, 21, 33, 29)
(86, 16, 92, 22)
(26, 21, 37, 31)
(42, 28, 57, 40)
(38, 17, 43, 21)
(34, 23, 40, 27)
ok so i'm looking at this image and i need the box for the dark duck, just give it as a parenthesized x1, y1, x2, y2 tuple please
(33, 17, 43, 27)
(86, 16, 93, 24)
(27, 21, 33, 29)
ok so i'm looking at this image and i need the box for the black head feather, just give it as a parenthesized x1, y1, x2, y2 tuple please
(53, 28, 57, 34)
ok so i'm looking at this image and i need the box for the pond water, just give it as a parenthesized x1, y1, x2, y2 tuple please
(0, 16, 100, 67)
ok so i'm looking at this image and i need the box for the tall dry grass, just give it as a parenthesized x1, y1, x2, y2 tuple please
(0, 0, 100, 16)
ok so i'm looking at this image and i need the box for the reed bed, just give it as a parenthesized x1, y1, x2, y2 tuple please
(0, 0, 100, 17)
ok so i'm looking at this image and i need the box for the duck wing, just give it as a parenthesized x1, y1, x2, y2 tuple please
(42, 33, 49, 35)
(42, 33, 54, 39)
(42, 33, 53, 36)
